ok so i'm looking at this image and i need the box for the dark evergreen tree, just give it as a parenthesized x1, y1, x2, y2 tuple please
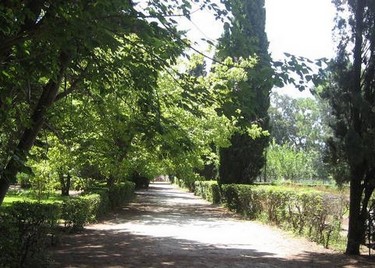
(321, 0, 375, 255)
(216, 0, 273, 184)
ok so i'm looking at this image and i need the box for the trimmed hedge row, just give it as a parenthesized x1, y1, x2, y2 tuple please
(173, 177, 195, 192)
(194, 181, 221, 204)
(194, 181, 348, 249)
(0, 202, 58, 267)
(0, 181, 135, 267)
(63, 181, 135, 230)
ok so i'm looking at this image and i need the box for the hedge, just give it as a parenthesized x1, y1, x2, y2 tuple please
(1, 181, 135, 267)
(221, 184, 348, 248)
(194, 181, 348, 249)
(62, 181, 135, 230)
(194, 180, 221, 204)
(0, 202, 60, 267)
(60, 194, 101, 230)
(108, 181, 135, 209)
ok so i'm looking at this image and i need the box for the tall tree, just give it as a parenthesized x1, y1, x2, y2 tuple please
(322, 0, 375, 255)
(215, 0, 273, 184)
(269, 92, 330, 150)
(0, 0, 223, 205)
(267, 92, 331, 181)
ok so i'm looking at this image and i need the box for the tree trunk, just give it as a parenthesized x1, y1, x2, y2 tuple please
(345, 0, 366, 255)
(346, 170, 364, 255)
(0, 173, 11, 206)
(107, 175, 115, 188)
(60, 173, 71, 196)
(0, 52, 70, 206)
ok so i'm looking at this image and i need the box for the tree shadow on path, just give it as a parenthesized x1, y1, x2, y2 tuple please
(49, 183, 375, 267)
(50, 228, 374, 268)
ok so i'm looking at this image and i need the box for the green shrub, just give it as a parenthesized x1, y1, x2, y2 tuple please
(87, 181, 135, 208)
(0, 202, 59, 267)
(175, 178, 189, 190)
(108, 181, 135, 209)
(194, 181, 221, 204)
(61, 197, 93, 231)
(221, 184, 241, 212)
(220, 184, 348, 249)
(0, 180, 136, 266)
(61, 181, 136, 230)
(85, 187, 111, 218)
(174, 175, 200, 192)
(236, 185, 264, 219)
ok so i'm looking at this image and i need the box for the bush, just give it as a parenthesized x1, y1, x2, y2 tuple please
(0, 180, 136, 265)
(108, 181, 135, 209)
(220, 184, 348, 249)
(194, 181, 221, 204)
(60, 195, 99, 231)
(61, 181, 135, 230)
(174, 174, 201, 192)
(84, 187, 111, 218)
(0, 202, 59, 267)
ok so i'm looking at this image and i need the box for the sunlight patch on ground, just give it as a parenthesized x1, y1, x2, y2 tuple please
(85, 183, 330, 259)
(89, 214, 287, 257)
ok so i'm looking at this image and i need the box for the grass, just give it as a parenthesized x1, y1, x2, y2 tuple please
(270, 181, 350, 195)
(3, 189, 69, 207)
(329, 236, 347, 253)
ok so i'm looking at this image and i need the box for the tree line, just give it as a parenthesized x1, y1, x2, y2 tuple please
(0, 0, 374, 256)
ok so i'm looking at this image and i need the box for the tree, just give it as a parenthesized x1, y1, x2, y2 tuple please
(215, 0, 273, 184)
(321, 0, 375, 255)
(0, 0, 226, 205)
(153, 55, 258, 186)
(265, 139, 317, 182)
(269, 92, 329, 148)
(266, 92, 331, 181)
(24, 53, 239, 193)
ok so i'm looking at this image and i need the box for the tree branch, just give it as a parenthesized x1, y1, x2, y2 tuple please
(54, 62, 91, 102)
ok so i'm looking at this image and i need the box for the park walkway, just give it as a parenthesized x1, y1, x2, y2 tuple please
(50, 182, 373, 267)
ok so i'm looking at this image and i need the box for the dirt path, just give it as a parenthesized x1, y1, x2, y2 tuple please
(50, 182, 374, 267)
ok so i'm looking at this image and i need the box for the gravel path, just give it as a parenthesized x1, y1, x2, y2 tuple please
(50, 182, 374, 267)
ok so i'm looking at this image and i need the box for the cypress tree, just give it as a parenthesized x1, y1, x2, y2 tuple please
(216, 0, 273, 184)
